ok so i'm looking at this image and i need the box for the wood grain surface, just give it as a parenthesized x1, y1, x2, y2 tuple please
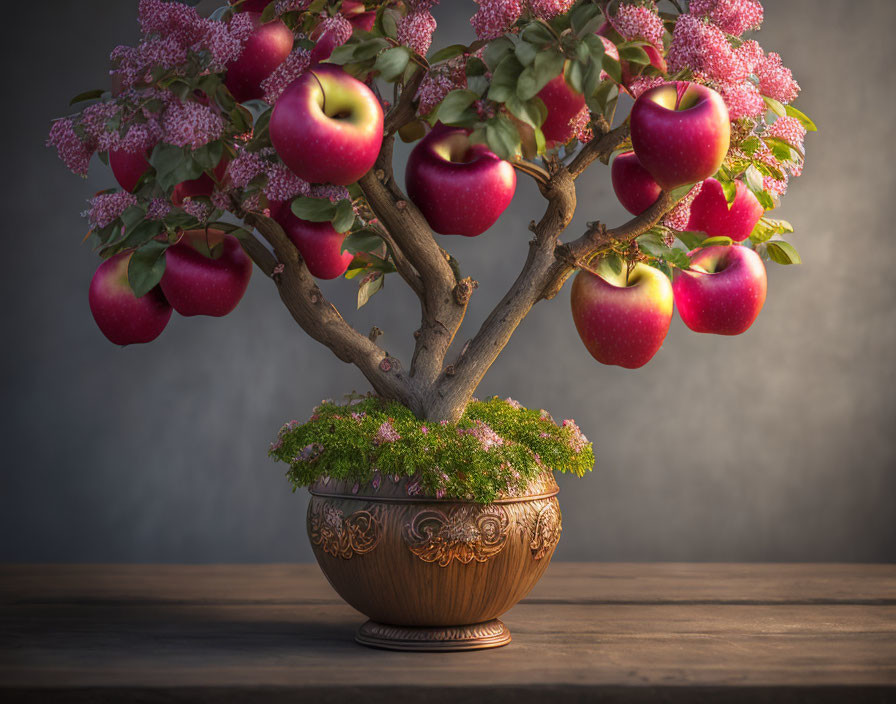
(1, 563, 894, 702)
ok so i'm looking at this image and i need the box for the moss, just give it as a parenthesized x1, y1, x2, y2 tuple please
(269, 396, 594, 504)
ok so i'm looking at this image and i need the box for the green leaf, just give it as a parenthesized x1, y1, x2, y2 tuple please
(601, 55, 622, 83)
(599, 253, 623, 276)
(465, 56, 487, 77)
(341, 230, 384, 255)
(192, 141, 223, 171)
(374, 46, 410, 81)
(618, 45, 650, 65)
(354, 37, 391, 61)
(69, 89, 105, 106)
(327, 43, 360, 65)
(570, 3, 603, 36)
(740, 136, 761, 155)
(380, 8, 399, 39)
(754, 189, 775, 210)
(515, 41, 537, 67)
(127, 241, 168, 298)
(331, 199, 355, 233)
(701, 235, 733, 247)
(721, 179, 737, 208)
(565, 60, 585, 95)
(743, 164, 764, 193)
(675, 231, 706, 251)
(763, 95, 787, 118)
(487, 54, 524, 102)
(504, 94, 546, 128)
(290, 196, 337, 222)
(437, 89, 478, 125)
(764, 136, 800, 162)
(784, 103, 817, 132)
(357, 272, 384, 308)
(534, 51, 565, 90)
(668, 182, 698, 202)
(765, 240, 802, 265)
(485, 115, 521, 160)
(483, 37, 514, 71)
(429, 43, 468, 63)
(521, 22, 556, 46)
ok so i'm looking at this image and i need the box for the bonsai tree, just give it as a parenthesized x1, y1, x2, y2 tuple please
(49, 0, 811, 498)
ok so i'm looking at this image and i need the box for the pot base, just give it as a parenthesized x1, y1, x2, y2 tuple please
(355, 618, 511, 651)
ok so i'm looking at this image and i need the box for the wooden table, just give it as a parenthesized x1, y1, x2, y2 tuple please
(1, 563, 894, 702)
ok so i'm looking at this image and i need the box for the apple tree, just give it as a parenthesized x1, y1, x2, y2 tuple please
(49, 0, 812, 423)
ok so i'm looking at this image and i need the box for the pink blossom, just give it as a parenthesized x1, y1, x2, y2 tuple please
(275, 0, 312, 14)
(374, 420, 401, 445)
(398, 11, 437, 56)
(118, 121, 164, 154)
(628, 75, 667, 99)
(561, 419, 589, 453)
(317, 14, 353, 48)
(471, 0, 523, 41)
(294, 442, 324, 462)
(146, 198, 171, 220)
(211, 189, 232, 211)
(610, 2, 665, 49)
(764, 116, 806, 149)
(181, 198, 212, 220)
(504, 397, 523, 409)
(226, 149, 267, 188)
(458, 420, 504, 451)
(264, 162, 311, 201)
(351, 411, 367, 421)
(688, 0, 763, 37)
(756, 52, 800, 103)
(569, 106, 593, 143)
(716, 81, 765, 120)
(667, 14, 749, 85)
(309, 184, 350, 202)
(47, 118, 95, 176)
(763, 173, 788, 198)
(85, 192, 138, 229)
(79, 102, 120, 146)
(262, 48, 311, 104)
(420, 425, 429, 434)
(227, 12, 256, 44)
(371, 471, 382, 490)
(527, 0, 575, 21)
(161, 100, 224, 150)
(663, 182, 703, 231)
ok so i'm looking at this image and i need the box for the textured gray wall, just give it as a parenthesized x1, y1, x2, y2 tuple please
(2, 1, 894, 563)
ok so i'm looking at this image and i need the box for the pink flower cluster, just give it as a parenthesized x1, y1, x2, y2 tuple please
(688, 0, 763, 37)
(561, 419, 589, 453)
(569, 107, 594, 143)
(161, 99, 224, 150)
(471, 0, 523, 41)
(610, 2, 665, 49)
(667, 4, 800, 121)
(225, 146, 311, 203)
(374, 420, 401, 445)
(398, 10, 438, 56)
(261, 48, 311, 104)
(112, 0, 252, 87)
(47, 119, 95, 176)
(458, 420, 505, 451)
(527, 0, 576, 21)
(85, 192, 138, 229)
(416, 56, 467, 115)
(316, 14, 353, 48)
(662, 182, 703, 231)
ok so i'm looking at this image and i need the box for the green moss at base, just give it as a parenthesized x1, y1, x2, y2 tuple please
(269, 396, 594, 504)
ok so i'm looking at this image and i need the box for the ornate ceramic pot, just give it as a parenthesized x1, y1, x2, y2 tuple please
(307, 470, 561, 651)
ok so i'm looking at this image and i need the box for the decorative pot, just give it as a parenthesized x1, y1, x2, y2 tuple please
(307, 469, 562, 651)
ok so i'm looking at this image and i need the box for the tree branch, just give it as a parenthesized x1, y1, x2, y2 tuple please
(244, 213, 420, 414)
(567, 120, 629, 179)
(237, 230, 278, 278)
(541, 190, 674, 300)
(384, 67, 425, 135)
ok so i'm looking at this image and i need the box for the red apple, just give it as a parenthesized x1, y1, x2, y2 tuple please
(230, 0, 271, 13)
(596, 23, 664, 84)
(611, 151, 662, 216)
(405, 126, 516, 237)
(109, 148, 151, 192)
(537, 72, 585, 147)
(673, 244, 767, 335)
(225, 13, 293, 103)
(278, 210, 354, 280)
(160, 230, 253, 317)
(570, 261, 674, 369)
(270, 64, 384, 186)
(171, 158, 229, 207)
(687, 178, 764, 242)
(343, 1, 376, 32)
(89, 252, 172, 345)
(630, 81, 730, 190)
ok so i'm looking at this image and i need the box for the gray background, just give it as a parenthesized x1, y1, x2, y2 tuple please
(2, 0, 893, 563)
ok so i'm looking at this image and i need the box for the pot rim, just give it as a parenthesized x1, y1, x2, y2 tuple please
(307, 487, 560, 504)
